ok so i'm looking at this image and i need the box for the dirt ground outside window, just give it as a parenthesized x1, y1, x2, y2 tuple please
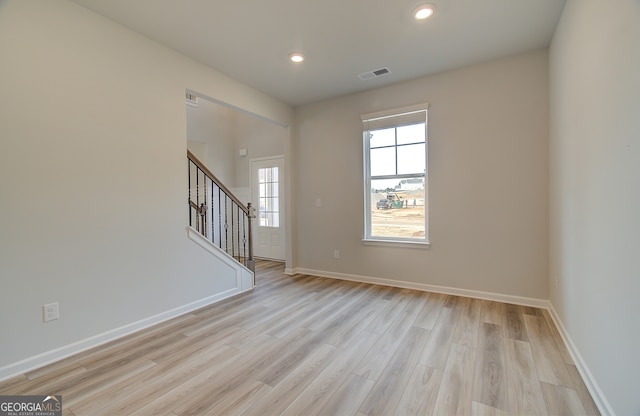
(371, 190, 425, 239)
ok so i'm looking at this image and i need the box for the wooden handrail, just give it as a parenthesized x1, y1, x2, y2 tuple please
(187, 150, 248, 214)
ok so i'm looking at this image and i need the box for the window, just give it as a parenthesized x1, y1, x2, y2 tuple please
(258, 167, 279, 227)
(362, 104, 428, 245)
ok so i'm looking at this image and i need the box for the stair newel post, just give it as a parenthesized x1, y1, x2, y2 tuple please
(247, 202, 256, 274)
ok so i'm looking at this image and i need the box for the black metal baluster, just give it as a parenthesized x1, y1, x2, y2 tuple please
(231, 203, 235, 259)
(236, 205, 241, 262)
(188, 159, 192, 227)
(218, 187, 223, 249)
(195, 167, 200, 232)
(224, 195, 229, 253)
(202, 176, 208, 238)
(242, 211, 247, 267)
(210, 180, 215, 245)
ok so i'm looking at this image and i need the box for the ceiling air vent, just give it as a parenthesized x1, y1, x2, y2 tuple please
(357, 67, 391, 81)
(186, 92, 198, 108)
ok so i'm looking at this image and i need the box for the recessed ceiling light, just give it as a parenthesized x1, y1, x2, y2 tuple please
(289, 52, 305, 63)
(414, 4, 435, 20)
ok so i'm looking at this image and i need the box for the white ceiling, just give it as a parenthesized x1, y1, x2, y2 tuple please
(71, 0, 566, 107)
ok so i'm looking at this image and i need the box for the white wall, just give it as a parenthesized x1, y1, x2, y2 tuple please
(187, 99, 236, 185)
(233, 115, 286, 190)
(186, 98, 286, 201)
(549, 0, 640, 414)
(0, 0, 292, 376)
(293, 50, 549, 299)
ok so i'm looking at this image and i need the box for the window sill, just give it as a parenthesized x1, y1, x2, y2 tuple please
(362, 238, 430, 249)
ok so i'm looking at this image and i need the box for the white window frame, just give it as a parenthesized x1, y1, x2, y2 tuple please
(362, 103, 429, 247)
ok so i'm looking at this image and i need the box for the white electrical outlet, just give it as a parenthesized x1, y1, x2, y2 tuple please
(334, 250, 340, 259)
(43, 302, 59, 322)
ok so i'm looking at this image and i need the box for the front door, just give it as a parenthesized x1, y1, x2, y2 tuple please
(251, 157, 285, 261)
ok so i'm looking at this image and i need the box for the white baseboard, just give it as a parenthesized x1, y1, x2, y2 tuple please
(0, 287, 243, 382)
(546, 305, 615, 416)
(0, 228, 255, 382)
(291, 267, 548, 308)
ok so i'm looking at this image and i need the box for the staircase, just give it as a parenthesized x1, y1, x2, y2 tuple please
(187, 150, 255, 274)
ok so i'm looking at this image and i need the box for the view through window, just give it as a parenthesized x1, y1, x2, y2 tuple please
(363, 105, 428, 243)
(258, 167, 279, 227)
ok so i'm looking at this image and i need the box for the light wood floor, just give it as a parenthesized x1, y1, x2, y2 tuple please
(0, 260, 600, 415)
